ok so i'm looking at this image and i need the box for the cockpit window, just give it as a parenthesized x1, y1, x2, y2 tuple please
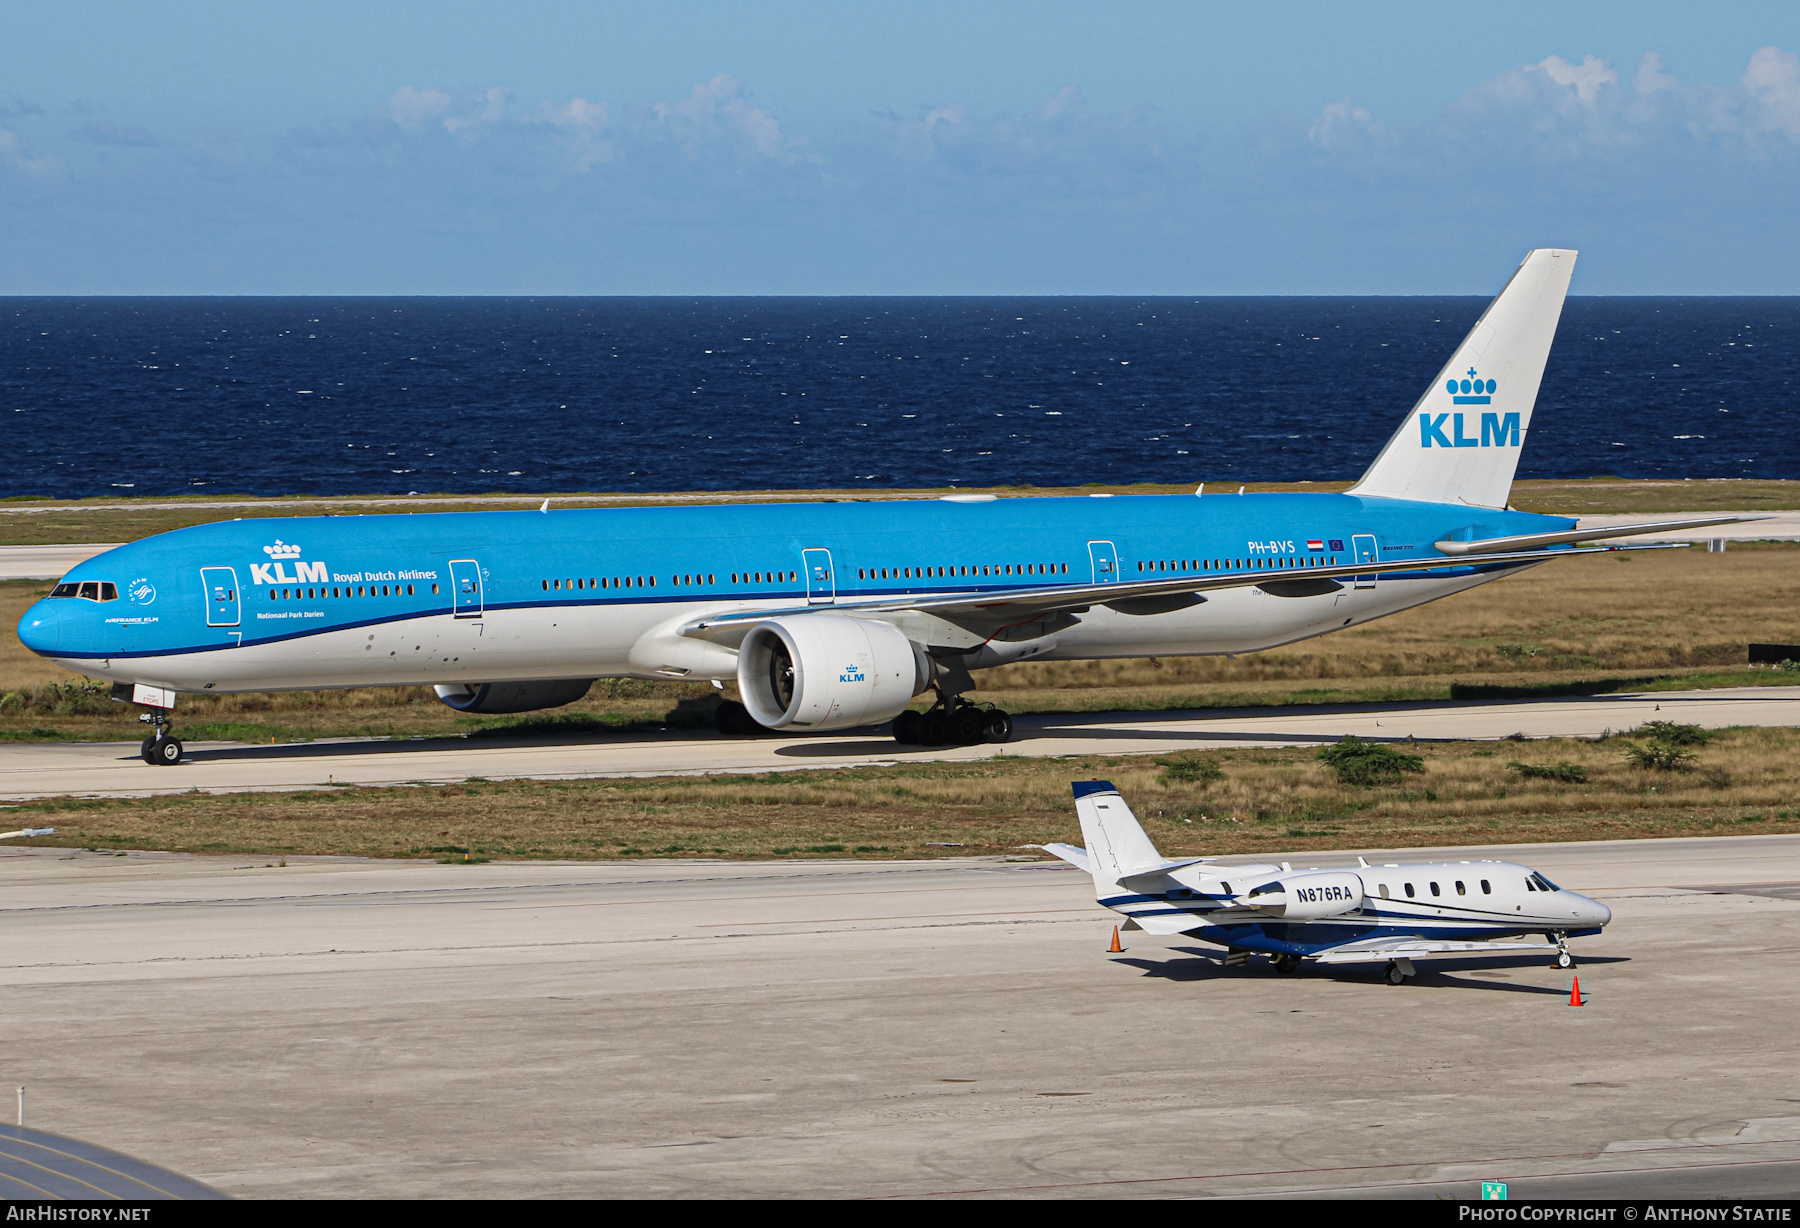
(1529, 873, 1558, 893)
(50, 581, 117, 601)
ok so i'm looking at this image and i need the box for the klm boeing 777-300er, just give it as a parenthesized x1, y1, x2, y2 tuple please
(1042, 780, 1611, 983)
(16, 249, 1755, 765)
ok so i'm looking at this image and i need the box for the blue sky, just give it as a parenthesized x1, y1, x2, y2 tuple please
(4, 2, 1800, 294)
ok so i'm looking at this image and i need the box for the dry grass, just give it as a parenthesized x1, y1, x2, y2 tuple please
(8, 725, 1799, 862)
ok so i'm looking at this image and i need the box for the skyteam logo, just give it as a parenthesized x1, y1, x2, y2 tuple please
(1421, 369, 1520, 449)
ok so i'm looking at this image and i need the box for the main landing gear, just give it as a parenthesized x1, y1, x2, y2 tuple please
(891, 694, 1013, 747)
(1384, 958, 1415, 985)
(137, 709, 183, 766)
(1273, 953, 1302, 975)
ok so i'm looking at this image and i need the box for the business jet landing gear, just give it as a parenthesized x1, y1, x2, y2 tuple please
(137, 710, 183, 766)
(1384, 958, 1415, 986)
(1274, 953, 1302, 975)
(892, 693, 1012, 747)
(1553, 941, 1575, 970)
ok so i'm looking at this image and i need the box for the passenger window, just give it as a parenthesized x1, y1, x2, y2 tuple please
(1429, 882, 1440, 897)
(1378, 884, 1390, 899)
(1403, 883, 1415, 898)
(1455, 881, 1466, 896)
(1480, 879, 1491, 894)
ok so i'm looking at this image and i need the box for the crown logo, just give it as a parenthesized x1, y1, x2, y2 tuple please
(1446, 367, 1496, 405)
(263, 540, 303, 559)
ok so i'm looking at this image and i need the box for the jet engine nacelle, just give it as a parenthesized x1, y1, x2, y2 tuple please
(1243, 870, 1365, 919)
(433, 679, 595, 714)
(738, 615, 929, 731)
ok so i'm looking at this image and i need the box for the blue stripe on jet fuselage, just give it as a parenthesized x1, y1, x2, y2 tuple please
(28, 493, 1572, 661)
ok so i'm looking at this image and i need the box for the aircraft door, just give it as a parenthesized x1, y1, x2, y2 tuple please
(449, 559, 485, 618)
(1087, 540, 1120, 584)
(1351, 534, 1379, 589)
(802, 548, 835, 605)
(200, 567, 240, 627)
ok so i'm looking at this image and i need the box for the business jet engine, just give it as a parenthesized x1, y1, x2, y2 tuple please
(737, 615, 931, 732)
(1242, 870, 1365, 920)
(432, 679, 596, 714)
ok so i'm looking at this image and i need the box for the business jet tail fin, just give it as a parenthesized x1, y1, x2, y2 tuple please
(1349, 248, 1577, 510)
(1069, 780, 1186, 896)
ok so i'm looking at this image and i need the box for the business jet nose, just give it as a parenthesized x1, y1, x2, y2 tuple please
(16, 600, 63, 656)
(1577, 894, 1611, 926)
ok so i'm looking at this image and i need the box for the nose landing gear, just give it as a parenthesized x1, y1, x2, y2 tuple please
(138, 710, 184, 766)
(892, 693, 1013, 747)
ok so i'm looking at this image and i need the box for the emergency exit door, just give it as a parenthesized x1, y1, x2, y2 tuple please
(803, 548, 835, 604)
(449, 559, 484, 617)
(199, 567, 240, 627)
(1352, 534, 1379, 589)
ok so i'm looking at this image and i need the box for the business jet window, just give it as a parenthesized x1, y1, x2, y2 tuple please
(1529, 873, 1558, 892)
(1403, 883, 1415, 898)
(1455, 881, 1466, 896)
(1480, 879, 1492, 894)
(1429, 882, 1440, 897)
(1377, 884, 1390, 899)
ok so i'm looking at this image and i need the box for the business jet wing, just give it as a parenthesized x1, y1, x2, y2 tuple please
(1312, 936, 1558, 963)
(681, 541, 1684, 646)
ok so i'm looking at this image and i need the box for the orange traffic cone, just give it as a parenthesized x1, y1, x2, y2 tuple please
(1569, 975, 1584, 1007)
(1108, 925, 1123, 953)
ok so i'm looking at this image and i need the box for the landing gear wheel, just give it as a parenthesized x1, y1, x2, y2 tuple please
(149, 737, 184, 766)
(140, 736, 158, 764)
(920, 712, 951, 746)
(1385, 960, 1408, 986)
(1554, 949, 1574, 970)
(1274, 953, 1301, 974)
(952, 708, 985, 745)
(892, 710, 922, 745)
(982, 710, 1014, 744)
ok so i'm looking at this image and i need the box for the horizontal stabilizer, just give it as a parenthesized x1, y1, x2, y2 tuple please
(1435, 515, 1769, 556)
(1314, 938, 1556, 964)
(1116, 857, 1213, 887)
(1035, 843, 1092, 873)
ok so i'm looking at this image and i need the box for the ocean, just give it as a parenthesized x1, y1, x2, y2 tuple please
(3, 296, 1796, 499)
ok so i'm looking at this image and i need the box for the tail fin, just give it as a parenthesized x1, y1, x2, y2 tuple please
(1072, 780, 1165, 894)
(1349, 248, 1577, 510)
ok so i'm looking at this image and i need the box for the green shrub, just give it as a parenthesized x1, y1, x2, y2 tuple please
(1508, 760, 1590, 783)
(1622, 742, 1696, 772)
(1154, 752, 1225, 786)
(1316, 736, 1425, 786)
(1632, 720, 1711, 747)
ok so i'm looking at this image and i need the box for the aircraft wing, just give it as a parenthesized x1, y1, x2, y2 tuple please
(1433, 514, 1768, 556)
(1312, 937, 1557, 963)
(680, 542, 1683, 646)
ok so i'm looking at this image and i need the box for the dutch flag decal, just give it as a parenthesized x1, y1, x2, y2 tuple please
(1307, 540, 1325, 551)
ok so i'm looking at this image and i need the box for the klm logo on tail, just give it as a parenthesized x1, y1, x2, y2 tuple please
(1420, 372, 1519, 449)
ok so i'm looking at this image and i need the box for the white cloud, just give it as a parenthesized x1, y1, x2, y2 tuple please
(443, 86, 510, 133)
(1539, 54, 1618, 105)
(651, 74, 794, 161)
(1744, 46, 1800, 136)
(388, 86, 451, 132)
(1039, 85, 1082, 122)
(1634, 51, 1677, 96)
(1307, 96, 1389, 152)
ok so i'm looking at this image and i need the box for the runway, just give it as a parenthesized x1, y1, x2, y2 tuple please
(2, 833, 1797, 1198)
(4, 685, 1798, 800)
